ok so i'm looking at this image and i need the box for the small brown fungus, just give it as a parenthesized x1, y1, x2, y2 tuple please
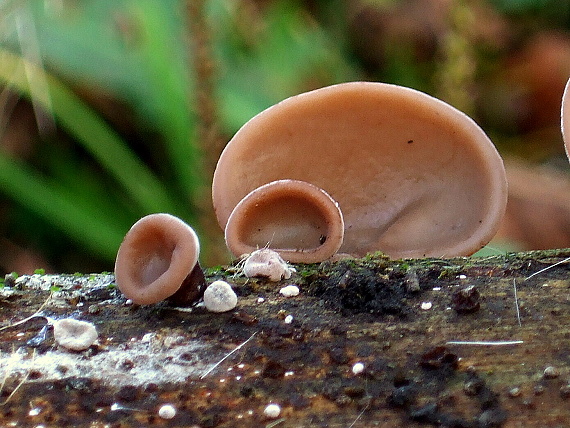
(232, 310, 258, 325)
(213, 81, 507, 259)
(114, 213, 205, 305)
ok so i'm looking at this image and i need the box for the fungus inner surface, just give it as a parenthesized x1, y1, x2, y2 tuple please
(130, 225, 175, 286)
(237, 193, 330, 251)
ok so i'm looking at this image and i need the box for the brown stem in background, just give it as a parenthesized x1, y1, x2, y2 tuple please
(186, 0, 230, 265)
(435, 0, 478, 117)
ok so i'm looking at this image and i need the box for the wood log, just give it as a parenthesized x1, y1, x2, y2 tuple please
(1, 249, 570, 427)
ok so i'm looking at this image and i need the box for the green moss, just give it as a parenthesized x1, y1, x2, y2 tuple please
(203, 265, 227, 276)
(296, 263, 321, 278)
(437, 266, 464, 280)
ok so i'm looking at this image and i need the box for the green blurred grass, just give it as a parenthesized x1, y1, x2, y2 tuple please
(0, 0, 358, 272)
(1, 0, 569, 273)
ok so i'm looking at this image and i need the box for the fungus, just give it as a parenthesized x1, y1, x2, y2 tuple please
(114, 213, 206, 305)
(203, 280, 238, 312)
(52, 318, 97, 351)
(213, 82, 507, 258)
(224, 179, 344, 262)
(243, 249, 295, 281)
(561, 77, 570, 155)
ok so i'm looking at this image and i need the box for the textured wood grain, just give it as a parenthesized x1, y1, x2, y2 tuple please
(1, 250, 570, 427)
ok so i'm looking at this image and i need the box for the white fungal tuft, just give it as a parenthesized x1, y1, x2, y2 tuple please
(263, 403, 281, 419)
(53, 318, 98, 351)
(158, 404, 177, 419)
(203, 280, 238, 313)
(243, 249, 295, 281)
(279, 285, 300, 297)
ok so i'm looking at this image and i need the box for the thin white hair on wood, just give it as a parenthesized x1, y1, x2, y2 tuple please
(200, 331, 258, 379)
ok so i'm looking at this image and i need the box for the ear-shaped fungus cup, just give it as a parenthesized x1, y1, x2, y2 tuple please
(561, 77, 570, 157)
(114, 213, 205, 305)
(213, 82, 508, 258)
(225, 179, 344, 263)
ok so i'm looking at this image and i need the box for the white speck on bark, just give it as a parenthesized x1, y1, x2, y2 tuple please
(279, 285, 300, 297)
(53, 318, 98, 351)
(243, 249, 295, 281)
(263, 403, 281, 419)
(158, 404, 177, 419)
(203, 280, 238, 312)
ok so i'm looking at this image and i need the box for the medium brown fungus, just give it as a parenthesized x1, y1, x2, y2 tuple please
(114, 213, 205, 305)
(224, 179, 344, 262)
(213, 82, 507, 258)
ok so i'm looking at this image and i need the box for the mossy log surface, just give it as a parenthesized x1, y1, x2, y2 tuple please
(1, 249, 570, 427)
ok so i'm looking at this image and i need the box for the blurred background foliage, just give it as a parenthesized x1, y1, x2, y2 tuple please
(1, 0, 570, 274)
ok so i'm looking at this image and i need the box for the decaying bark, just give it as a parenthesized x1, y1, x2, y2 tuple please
(1, 249, 570, 427)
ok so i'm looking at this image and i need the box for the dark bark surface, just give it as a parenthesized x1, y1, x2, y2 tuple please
(1, 249, 570, 427)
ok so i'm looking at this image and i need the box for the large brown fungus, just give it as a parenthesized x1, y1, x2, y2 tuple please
(213, 82, 507, 259)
